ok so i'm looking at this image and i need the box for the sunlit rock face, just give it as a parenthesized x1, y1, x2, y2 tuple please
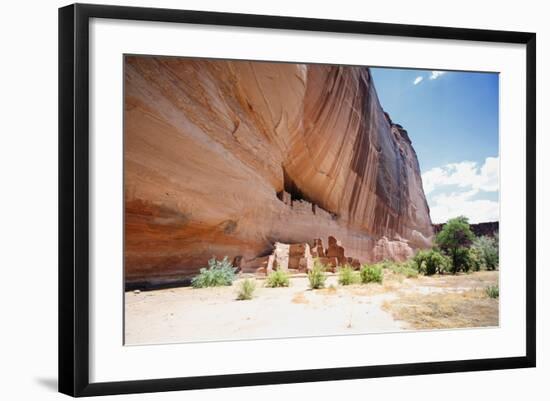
(124, 56, 433, 285)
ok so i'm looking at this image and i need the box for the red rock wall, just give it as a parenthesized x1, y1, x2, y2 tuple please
(124, 56, 433, 284)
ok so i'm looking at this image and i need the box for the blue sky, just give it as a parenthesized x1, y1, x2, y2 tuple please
(370, 67, 499, 224)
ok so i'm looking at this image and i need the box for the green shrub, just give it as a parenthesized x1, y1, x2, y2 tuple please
(265, 270, 290, 288)
(308, 259, 327, 289)
(383, 260, 419, 278)
(413, 249, 451, 275)
(473, 235, 499, 270)
(338, 264, 359, 285)
(191, 256, 236, 288)
(485, 285, 499, 299)
(236, 279, 256, 300)
(359, 264, 383, 284)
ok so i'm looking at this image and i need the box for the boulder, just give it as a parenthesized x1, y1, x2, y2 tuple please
(372, 236, 414, 262)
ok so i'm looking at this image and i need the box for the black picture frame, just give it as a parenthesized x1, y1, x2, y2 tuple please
(59, 3, 536, 397)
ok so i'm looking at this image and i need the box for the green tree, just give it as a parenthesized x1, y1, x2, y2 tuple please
(473, 235, 499, 270)
(435, 216, 475, 274)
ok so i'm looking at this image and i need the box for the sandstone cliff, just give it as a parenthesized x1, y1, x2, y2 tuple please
(124, 56, 433, 285)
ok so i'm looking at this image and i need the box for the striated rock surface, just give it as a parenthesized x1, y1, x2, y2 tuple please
(124, 56, 433, 285)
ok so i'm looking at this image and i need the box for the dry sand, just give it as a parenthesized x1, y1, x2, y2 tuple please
(124, 271, 499, 345)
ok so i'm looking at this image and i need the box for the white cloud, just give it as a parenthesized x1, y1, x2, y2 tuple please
(429, 71, 447, 80)
(429, 189, 499, 224)
(413, 71, 447, 86)
(422, 157, 499, 195)
(422, 157, 499, 224)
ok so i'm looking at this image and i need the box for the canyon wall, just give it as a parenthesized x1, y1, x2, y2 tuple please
(124, 56, 433, 285)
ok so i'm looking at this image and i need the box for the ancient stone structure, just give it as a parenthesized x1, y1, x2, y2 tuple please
(243, 236, 361, 275)
(124, 56, 434, 285)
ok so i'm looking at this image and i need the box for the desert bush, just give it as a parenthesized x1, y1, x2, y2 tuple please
(413, 249, 451, 275)
(485, 285, 499, 299)
(378, 260, 395, 271)
(191, 256, 236, 288)
(265, 269, 290, 288)
(359, 264, 383, 284)
(383, 259, 419, 278)
(338, 264, 359, 285)
(469, 246, 484, 272)
(454, 247, 475, 273)
(398, 265, 419, 278)
(473, 235, 499, 270)
(236, 279, 256, 300)
(308, 259, 327, 289)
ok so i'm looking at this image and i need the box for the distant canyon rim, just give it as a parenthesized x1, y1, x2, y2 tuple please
(124, 56, 438, 287)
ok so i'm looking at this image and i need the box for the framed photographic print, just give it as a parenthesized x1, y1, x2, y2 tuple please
(58, 3, 536, 397)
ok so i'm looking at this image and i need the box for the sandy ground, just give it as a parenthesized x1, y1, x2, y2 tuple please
(125, 271, 499, 345)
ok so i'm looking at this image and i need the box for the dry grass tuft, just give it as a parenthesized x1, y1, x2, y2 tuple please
(382, 289, 499, 329)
